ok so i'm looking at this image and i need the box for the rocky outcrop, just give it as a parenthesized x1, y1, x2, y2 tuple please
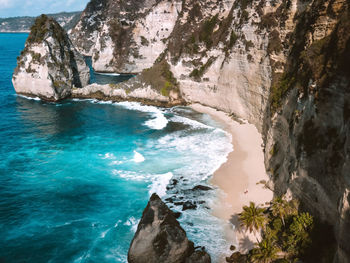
(128, 193, 211, 263)
(12, 15, 89, 101)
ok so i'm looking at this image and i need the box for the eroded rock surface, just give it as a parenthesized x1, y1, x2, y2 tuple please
(12, 15, 89, 101)
(128, 193, 211, 263)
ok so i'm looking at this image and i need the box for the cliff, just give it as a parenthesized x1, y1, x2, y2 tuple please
(263, 0, 350, 261)
(12, 15, 90, 101)
(0, 12, 81, 33)
(128, 193, 211, 263)
(67, 0, 350, 261)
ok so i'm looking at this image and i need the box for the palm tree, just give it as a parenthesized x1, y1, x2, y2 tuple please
(239, 202, 267, 234)
(270, 197, 288, 226)
(250, 238, 280, 263)
(270, 196, 298, 226)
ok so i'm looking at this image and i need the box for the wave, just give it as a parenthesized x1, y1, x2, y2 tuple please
(148, 172, 173, 197)
(99, 153, 116, 160)
(133, 151, 145, 163)
(124, 216, 139, 232)
(116, 101, 168, 130)
(17, 94, 41, 101)
(95, 72, 120, 76)
(169, 115, 212, 130)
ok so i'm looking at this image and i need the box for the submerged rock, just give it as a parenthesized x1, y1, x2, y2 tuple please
(192, 185, 213, 191)
(128, 193, 211, 263)
(12, 14, 89, 101)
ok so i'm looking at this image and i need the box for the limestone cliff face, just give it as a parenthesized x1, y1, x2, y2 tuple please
(263, 0, 350, 261)
(71, 0, 350, 260)
(12, 15, 90, 101)
(70, 0, 182, 73)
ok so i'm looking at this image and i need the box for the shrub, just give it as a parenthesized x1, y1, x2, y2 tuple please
(199, 14, 218, 48)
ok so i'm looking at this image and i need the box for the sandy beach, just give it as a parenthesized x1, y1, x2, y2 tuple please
(191, 103, 273, 255)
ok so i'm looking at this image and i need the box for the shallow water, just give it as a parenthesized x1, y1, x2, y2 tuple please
(0, 33, 233, 262)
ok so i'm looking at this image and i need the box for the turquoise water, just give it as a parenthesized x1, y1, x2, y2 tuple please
(0, 33, 233, 262)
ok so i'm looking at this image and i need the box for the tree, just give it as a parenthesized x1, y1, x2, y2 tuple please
(239, 202, 267, 234)
(250, 238, 280, 263)
(284, 212, 314, 256)
(270, 196, 298, 226)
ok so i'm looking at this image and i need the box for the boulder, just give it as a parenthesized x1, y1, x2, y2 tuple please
(12, 14, 89, 101)
(128, 193, 211, 263)
(185, 251, 211, 263)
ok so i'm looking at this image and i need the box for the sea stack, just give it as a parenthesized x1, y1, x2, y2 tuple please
(12, 14, 90, 101)
(128, 193, 211, 263)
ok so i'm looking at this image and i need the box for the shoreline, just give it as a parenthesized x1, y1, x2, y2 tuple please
(190, 103, 273, 256)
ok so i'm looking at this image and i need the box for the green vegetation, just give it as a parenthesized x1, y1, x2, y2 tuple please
(269, 143, 278, 157)
(189, 57, 215, 81)
(270, 73, 295, 111)
(140, 36, 149, 46)
(228, 196, 322, 262)
(141, 59, 178, 97)
(233, 0, 253, 11)
(259, 13, 278, 29)
(53, 80, 66, 88)
(199, 14, 218, 48)
(161, 81, 172, 96)
(228, 31, 238, 50)
(239, 202, 267, 235)
(267, 30, 282, 54)
(240, 10, 250, 24)
(27, 14, 50, 44)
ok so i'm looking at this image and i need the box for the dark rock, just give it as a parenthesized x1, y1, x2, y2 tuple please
(173, 212, 181, 219)
(192, 185, 213, 191)
(182, 201, 197, 211)
(230, 245, 236, 251)
(226, 252, 248, 263)
(165, 197, 175, 203)
(185, 250, 211, 263)
(128, 193, 211, 263)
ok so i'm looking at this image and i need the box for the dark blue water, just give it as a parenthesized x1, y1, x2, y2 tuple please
(0, 33, 232, 262)
(84, 57, 134, 85)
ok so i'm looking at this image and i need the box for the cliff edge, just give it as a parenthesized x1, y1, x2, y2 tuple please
(12, 15, 90, 101)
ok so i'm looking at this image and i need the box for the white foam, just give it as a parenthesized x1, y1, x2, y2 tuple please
(145, 111, 168, 130)
(97, 100, 113, 104)
(112, 170, 147, 181)
(116, 101, 168, 130)
(110, 160, 123, 165)
(100, 153, 116, 160)
(17, 94, 41, 101)
(155, 128, 233, 182)
(133, 151, 145, 163)
(100, 228, 110, 238)
(95, 72, 120, 76)
(114, 220, 122, 228)
(169, 115, 212, 130)
(124, 217, 139, 232)
(148, 172, 173, 197)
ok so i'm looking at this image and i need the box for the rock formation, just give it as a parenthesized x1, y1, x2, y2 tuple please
(70, 0, 182, 73)
(128, 193, 211, 263)
(70, 0, 350, 260)
(12, 14, 89, 101)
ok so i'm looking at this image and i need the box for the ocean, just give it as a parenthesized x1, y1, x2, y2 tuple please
(0, 33, 233, 262)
